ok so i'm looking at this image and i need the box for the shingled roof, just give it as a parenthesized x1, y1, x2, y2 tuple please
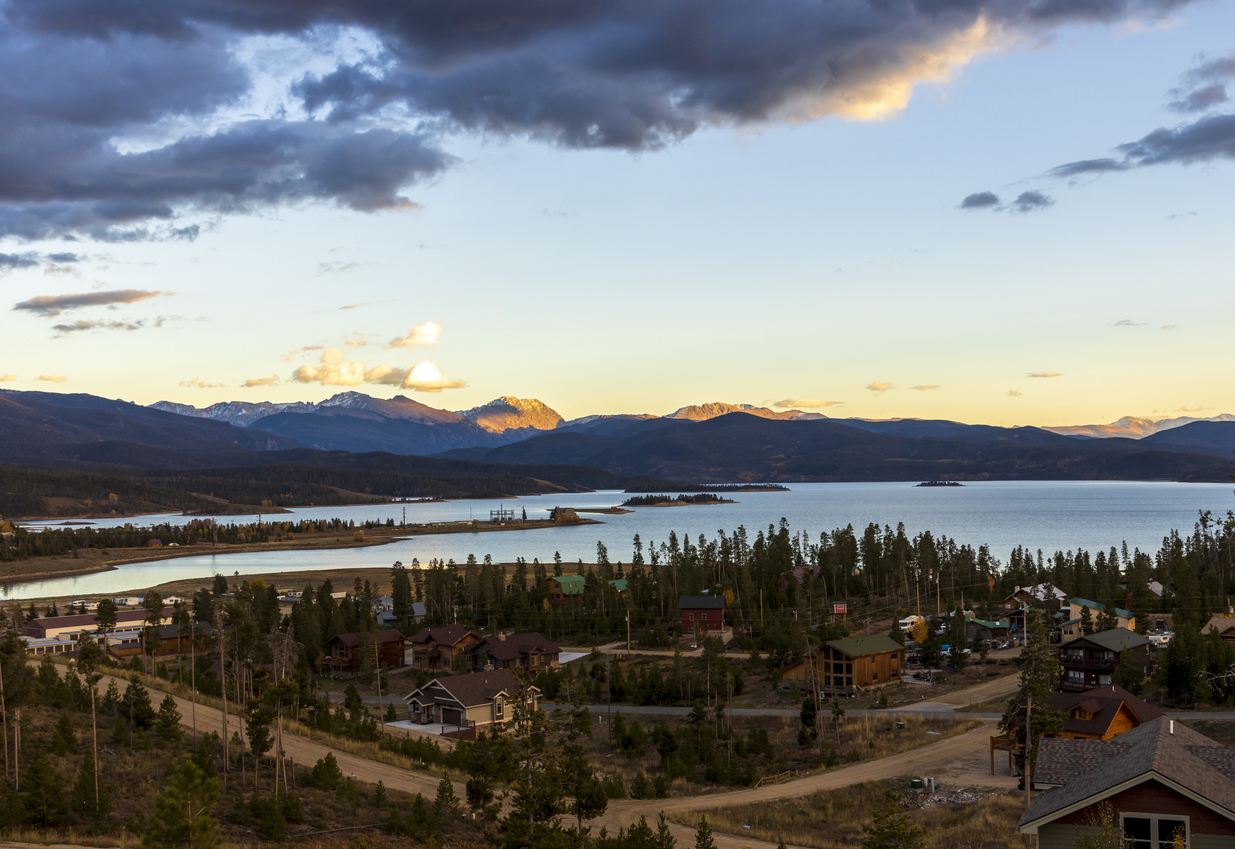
(471, 632, 560, 662)
(1046, 684, 1163, 740)
(1075, 628, 1150, 653)
(408, 624, 477, 646)
(826, 634, 902, 658)
(679, 595, 725, 610)
(1022, 718, 1235, 832)
(331, 629, 405, 648)
(405, 669, 532, 709)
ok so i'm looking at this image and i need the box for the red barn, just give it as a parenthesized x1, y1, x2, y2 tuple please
(680, 595, 725, 634)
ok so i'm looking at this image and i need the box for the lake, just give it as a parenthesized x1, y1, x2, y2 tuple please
(8, 480, 1233, 600)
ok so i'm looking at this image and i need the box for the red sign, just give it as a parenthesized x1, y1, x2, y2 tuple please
(833, 602, 847, 615)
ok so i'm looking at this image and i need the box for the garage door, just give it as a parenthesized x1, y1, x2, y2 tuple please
(442, 708, 462, 726)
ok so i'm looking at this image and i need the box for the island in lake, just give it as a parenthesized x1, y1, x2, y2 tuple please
(917, 480, 964, 487)
(621, 493, 736, 507)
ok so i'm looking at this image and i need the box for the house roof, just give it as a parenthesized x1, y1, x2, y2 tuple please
(1071, 628, 1150, 653)
(680, 595, 725, 610)
(412, 601, 427, 618)
(609, 579, 628, 593)
(1008, 584, 1069, 603)
(406, 668, 530, 708)
(30, 607, 174, 631)
(966, 618, 1009, 629)
(331, 629, 405, 648)
(1022, 718, 1235, 830)
(408, 624, 477, 646)
(551, 575, 586, 595)
(154, 622, 215, 639)
(471, 632, 560, 661)
(1070, 598, 1135, 620)
(1046, 685, 1163, 739)
(826, 634, 902, 658)
(1203, 615, 1235, 636)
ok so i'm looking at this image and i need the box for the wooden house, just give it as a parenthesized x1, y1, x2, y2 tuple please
(549, 575, 586, 604)
(1047, 685, 1163, 741)
(680, 595, 725, 634)
(468, 632, 561, 672)
(1068, 598, 1136, 633)
(1059, 629, 1151, 692)
(407, 624, 480, 673)
(1202, 615, 1235, 643)
(323, 629, 405, 676)
(1023, 718, 1235, 848)
(781, 634, 903, 697)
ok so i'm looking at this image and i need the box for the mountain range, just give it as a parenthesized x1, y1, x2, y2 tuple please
(4, 388, 1233, 485)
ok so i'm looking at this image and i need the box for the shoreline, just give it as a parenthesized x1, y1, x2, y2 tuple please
(0, 516, 602, 588)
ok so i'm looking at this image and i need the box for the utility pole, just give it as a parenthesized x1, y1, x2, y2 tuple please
(1025, 692, 1032, 809)
(375, 637, 385, 733)
(760, 589, 764, 629)
(626, 610, 631, 653)
(190, 618, 197, 745)
(13, 709, 19, 791)
(0, 655, 7, 781)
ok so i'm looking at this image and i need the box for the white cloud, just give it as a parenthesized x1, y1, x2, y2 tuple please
(242, 375, 279, 388)
(37, 374, 68, 383)
(1007, 389, 1022, 397)
(180, 377, 224, 389)
(343, 333, 367, 349)
(910, 385, 940, 391)
(866, 381, 892, 392)
(0, 373, 16, 382)
(401, 361, 466, 392)
(773, 398, 845, 408)
(290, 349, 464, 392)
(1161, 325, 1178, 331)
(1027, 372, 1063, 378)
(388, 321, 442, 349)
(1113, 319, 1145, 327)
(290, 347, 367, 386)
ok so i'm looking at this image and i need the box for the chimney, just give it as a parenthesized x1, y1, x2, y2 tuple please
(1170, 720, 1174, 735)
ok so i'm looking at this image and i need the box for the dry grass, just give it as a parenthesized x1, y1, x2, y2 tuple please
(583, 712, 979, 797)
(682, 779, 1023, 849)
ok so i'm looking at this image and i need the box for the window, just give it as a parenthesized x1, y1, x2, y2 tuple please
(689, 613, 695, 621)
(1121, 814, 1188, 849)
(1068, 670, 1085, 682)
(494, 696, 504, 716)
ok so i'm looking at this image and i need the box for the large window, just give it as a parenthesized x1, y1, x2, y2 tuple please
(1122, 814, 1188, 849)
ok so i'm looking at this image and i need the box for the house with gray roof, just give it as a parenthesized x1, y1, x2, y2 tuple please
(1022, 717, 1235, 848)
(403, 668, 538, 738)
(1059, 629, 1151, 693)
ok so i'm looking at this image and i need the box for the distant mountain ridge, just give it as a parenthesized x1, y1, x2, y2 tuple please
(667, 402, 825, 421)
(1044, 414, 1235, 439)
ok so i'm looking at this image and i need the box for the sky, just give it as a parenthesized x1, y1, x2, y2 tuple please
(2, 0, 1235, 427)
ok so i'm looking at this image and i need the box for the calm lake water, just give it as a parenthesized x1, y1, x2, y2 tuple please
(9, 481, 1234, 601)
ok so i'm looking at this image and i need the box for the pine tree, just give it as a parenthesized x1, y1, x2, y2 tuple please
(72, 749, 110, 821)
(52, 713, 78, 755)
(157, 694, 183, 745)
(22, 749, 70, 828)
(142, 756, 222, 849)
(433, 777, 459, 830)
(999, 608, 1063, 780)
(694, 816, 716, 849)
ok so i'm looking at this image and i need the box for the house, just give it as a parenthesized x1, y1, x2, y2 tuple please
(680, 595, 725, 634)
(468, 632, 561, 672)
(407, 624, 481, 673)
(22, 607, 174, 641)
(377, 601, 427, 629)
(144, 622, 215, 657)
(322, 630, 406, 676)
(781, 634, 903, 697)
(404, 669, 539, 738)
(549, 575, 586, 603)
(1002, 584, 1069, 614)
(1047, 685, 1164, 741)
(1022, 717, 1235, 848)
(609, 579, 628, 596)
(1059, 629, 1152, 692)
(966, 618, 1010, 642)
(1068, 598, 1136, 632)
(1203, 615, 1235, 643)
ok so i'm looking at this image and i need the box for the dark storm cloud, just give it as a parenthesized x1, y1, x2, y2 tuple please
(0, 0, 1206, 240)
(960, 191, 1000, 209)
